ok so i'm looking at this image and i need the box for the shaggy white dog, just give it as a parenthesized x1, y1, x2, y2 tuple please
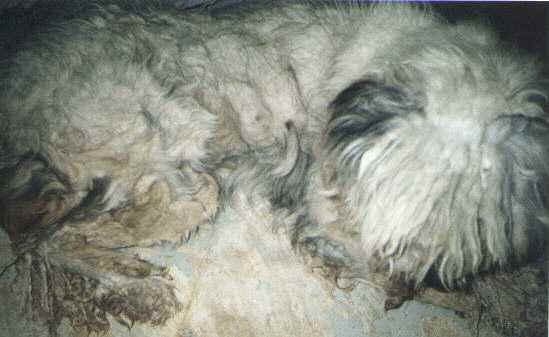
(1, 1, 547, 312)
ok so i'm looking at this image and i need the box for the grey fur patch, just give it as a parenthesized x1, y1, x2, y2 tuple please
(491, 114, 549, 262)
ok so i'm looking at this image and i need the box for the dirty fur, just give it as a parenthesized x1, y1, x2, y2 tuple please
(0, 1, 547, 332)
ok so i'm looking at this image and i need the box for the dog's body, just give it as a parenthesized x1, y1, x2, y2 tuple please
(1, 1, 547, 305)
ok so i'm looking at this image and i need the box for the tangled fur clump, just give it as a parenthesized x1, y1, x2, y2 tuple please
(0, 0, 547, 324)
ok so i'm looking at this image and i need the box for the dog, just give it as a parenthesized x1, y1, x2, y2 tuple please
(1, 1, 547, 313)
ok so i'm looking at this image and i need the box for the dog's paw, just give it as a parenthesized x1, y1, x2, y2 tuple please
(299, 236, 350, 266)
(296, 235, 356, 284)
(382, 274, 416, 311)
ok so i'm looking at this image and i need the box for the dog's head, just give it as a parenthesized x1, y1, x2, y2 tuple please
(322, 25, 548, 287)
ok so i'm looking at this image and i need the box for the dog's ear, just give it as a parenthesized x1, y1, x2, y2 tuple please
(326, 78, 423, 154)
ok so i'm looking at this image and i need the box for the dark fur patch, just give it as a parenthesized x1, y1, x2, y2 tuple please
(327, 79, 422, 152)
(269, 122, 312, 210)
(269, 150, 311, 210)
(0, 154, 70, 243)
(68, 177, 113, 221)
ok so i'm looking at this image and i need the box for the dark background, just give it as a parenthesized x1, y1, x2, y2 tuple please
(0, 1, 547, 65)
(433, 2, 546, 58)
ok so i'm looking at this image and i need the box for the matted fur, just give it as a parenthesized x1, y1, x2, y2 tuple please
(0, 0, 547, 318)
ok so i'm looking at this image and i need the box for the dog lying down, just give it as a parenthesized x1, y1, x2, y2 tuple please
(0, 1, 547, 334)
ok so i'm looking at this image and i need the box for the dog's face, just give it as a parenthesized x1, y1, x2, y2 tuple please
(319, 25, 548, 287)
